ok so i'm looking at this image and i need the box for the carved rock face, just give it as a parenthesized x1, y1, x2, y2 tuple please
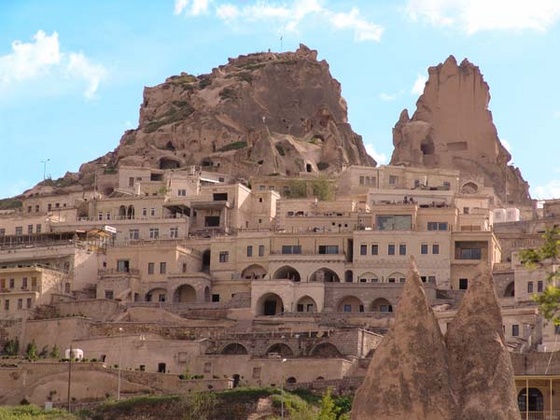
(105, 44, 375, 179)
(390, 56, 531, 206)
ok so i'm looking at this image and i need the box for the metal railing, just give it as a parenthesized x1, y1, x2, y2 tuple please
(521, 411, 560, 420)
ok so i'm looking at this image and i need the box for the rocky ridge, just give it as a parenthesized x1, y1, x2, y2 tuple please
(390, 56, 531, 206)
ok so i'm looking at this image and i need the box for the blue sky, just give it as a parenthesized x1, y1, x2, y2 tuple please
(1, 0, 559, 200)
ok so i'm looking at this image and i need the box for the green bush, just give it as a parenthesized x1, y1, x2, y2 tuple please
(218, 141, 247, 152)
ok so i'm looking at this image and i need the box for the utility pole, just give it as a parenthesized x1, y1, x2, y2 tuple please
(67, 343, 72, 412)
(41, 159, 50, 180)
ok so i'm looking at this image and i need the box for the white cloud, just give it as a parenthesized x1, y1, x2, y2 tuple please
(411, 73, 427, 95)
(405, 0, 560, 34)
(174, 0, 211, 16)
(0, 31, 107, 99)
(365, 143, 388, 165)
(533, 180, 560, 200)
(212, 1, 383, 42)
(379, 92, 397, 101)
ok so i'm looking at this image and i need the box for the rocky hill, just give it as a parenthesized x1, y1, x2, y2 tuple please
(85, 44, 375, 183)
(390, 56, 531, 206)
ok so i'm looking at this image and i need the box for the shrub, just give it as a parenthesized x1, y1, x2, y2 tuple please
(218, 141, 247, 152)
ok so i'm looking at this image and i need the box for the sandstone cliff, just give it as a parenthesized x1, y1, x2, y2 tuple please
(390, 56, 531, 206)
(94, 44, 374, 182)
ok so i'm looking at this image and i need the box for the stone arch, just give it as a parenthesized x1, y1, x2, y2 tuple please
(256, 293, 284, 316)
(286, 377, 297, 384)
(310, 342, 343, 358)
(173, 284, 197, 303)
(336, 296, 364, 313)
(316, 376, 325, 381)
(273, 266, 301, 282)
(371, 298, 393, 313)
(296, 295, 317, 313)
(461, 181, 479, 194)
(204, 286, 210, 302)
(146, 287, 167, 302)
(386, 272, 406, 283)
(504, 281, 515, 297)
(266, 343, 294, 357)
(127, 205, 135, 219)
(358, 272, 379, 283)
(518, 387, 544, 413)
(221, 342, 248, 355)
(310, 268, 340, 283)
(118, 205, 127, 219)
(241, 264, 267, 280)
(165, 141, 175, 151)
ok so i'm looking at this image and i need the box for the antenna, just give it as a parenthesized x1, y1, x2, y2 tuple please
(41, 158, 50, 180)
(280, 35, 283, 52)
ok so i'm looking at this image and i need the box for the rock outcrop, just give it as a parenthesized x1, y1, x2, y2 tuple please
(351, 258, 456, 420)
(93, 44, 374, 182)
(352, 260, 521, 420)
(390, 56, 531, 206)
(446, 263, 521, 420)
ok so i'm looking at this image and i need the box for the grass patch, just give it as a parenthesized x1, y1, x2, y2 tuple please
(218, 141, 247, 152)
(0, 405, 77, 419)
(219, 87, 237, 101)
(0, 198, 22, 210)
(144, 104, 195, 133)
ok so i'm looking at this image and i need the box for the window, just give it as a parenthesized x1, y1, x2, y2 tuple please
(129, 229, 139, 240)
(360, 244, 367, 255)
(35, 205, 40, 212)
(0, 229, 4, 236)
(129, 177, 134, 187)
(389, 175, 398, 185)
(182, 263, 187, 273)
(388, 244, 395, 255)
(512, 324, 519, 337)
(459, 278, 468, 290)
(247, 246, 253, 257)
(48, 203, 52, 211)
(160, 262, 167, 274)
(27, 225, 33, 234)
(443, 181, 451, 190)
(343, 304, 352, 313)
(4, 300, 9, 310)
(428, 275, 436, 284)
(105, 290, 114, 300)
(27, 205, 32, 213)
(148, 262, 154, 275)
(22, 277, 27, 289)
(9, 278, 14, 289)
(281, 245, 302, 255)
(399, 244, 407, 255)
(170, 227, 178, 238)
(359, 176, 365, 185)
(142, 208, 147, 217)
(537, 281, 544, 293)
(36, 224, 41, 234)
(376, 215, 412, 231)
(116, 260, 130, 273)
(31, 277, 37, 290)
(17, 299, 22, 309)
(463, 207, 470, 214)
(527, 281, 533, 293)
(458, 248, 482, 259)
(421, 244, 428, 255)
(149, 228, 159, 239)
(150, 208, 156, 217)
(15, 226, 22, 236)
(371, 244, 379, 255)
(212, 294, 220, 302)
(432, 244, 440, 254)
(98, 212, 103, 221)
(319, 245, 339, 254)
(178, 189, 186, 196)
(427, 222, 448, 231)
(388, 277, 396, 283)
(26, 298, 32, 309)
(258, 245, 265, 257)
(219, 251, 229, 263)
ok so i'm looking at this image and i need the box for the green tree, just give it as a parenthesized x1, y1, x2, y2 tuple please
(317, 388, 337, 420)
(3, 338, 19, 356)
(520, 227, 560, 324)
(25, 340, 38, 360)
(50, 344, 60, 359)
(183, 392, 216, 420)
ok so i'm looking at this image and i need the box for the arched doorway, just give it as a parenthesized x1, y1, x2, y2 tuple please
(204, 286, 210, 302)
(118, 205, 127, 219)
(146, 287, 167, 302)
(173, 284, 197, 303)
(296, 296, 317, 313)
(273, 266, 301, 282)
(202, 250, 211, 272)
(518, 387, 544, 414)
(461, 181, 479, 194)
(371, 298, 393, 313)
(504, 281, 515, 297)
(266, 343, 293, 358)
(241, 264, 267, 280)
(310, 342, 343, 358)
(257, 293, 284, 316)
(387, 272, 406, 283)
(310, 268, 340, 283)
(127, 205, 135, 219)
(336, 296, 364, 313)
(358, 272, 379, 283)
(222, 343, 248, 355)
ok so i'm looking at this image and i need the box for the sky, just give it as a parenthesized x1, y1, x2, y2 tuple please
(1, 0, 560, 200)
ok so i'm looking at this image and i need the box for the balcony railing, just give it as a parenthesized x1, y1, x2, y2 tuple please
(520, 411, 560, 420)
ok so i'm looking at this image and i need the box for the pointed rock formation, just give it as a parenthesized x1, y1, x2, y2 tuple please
(390, 56, 531, 206)
(446, 263, 521, 420)
(351, 258, 456, 420)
